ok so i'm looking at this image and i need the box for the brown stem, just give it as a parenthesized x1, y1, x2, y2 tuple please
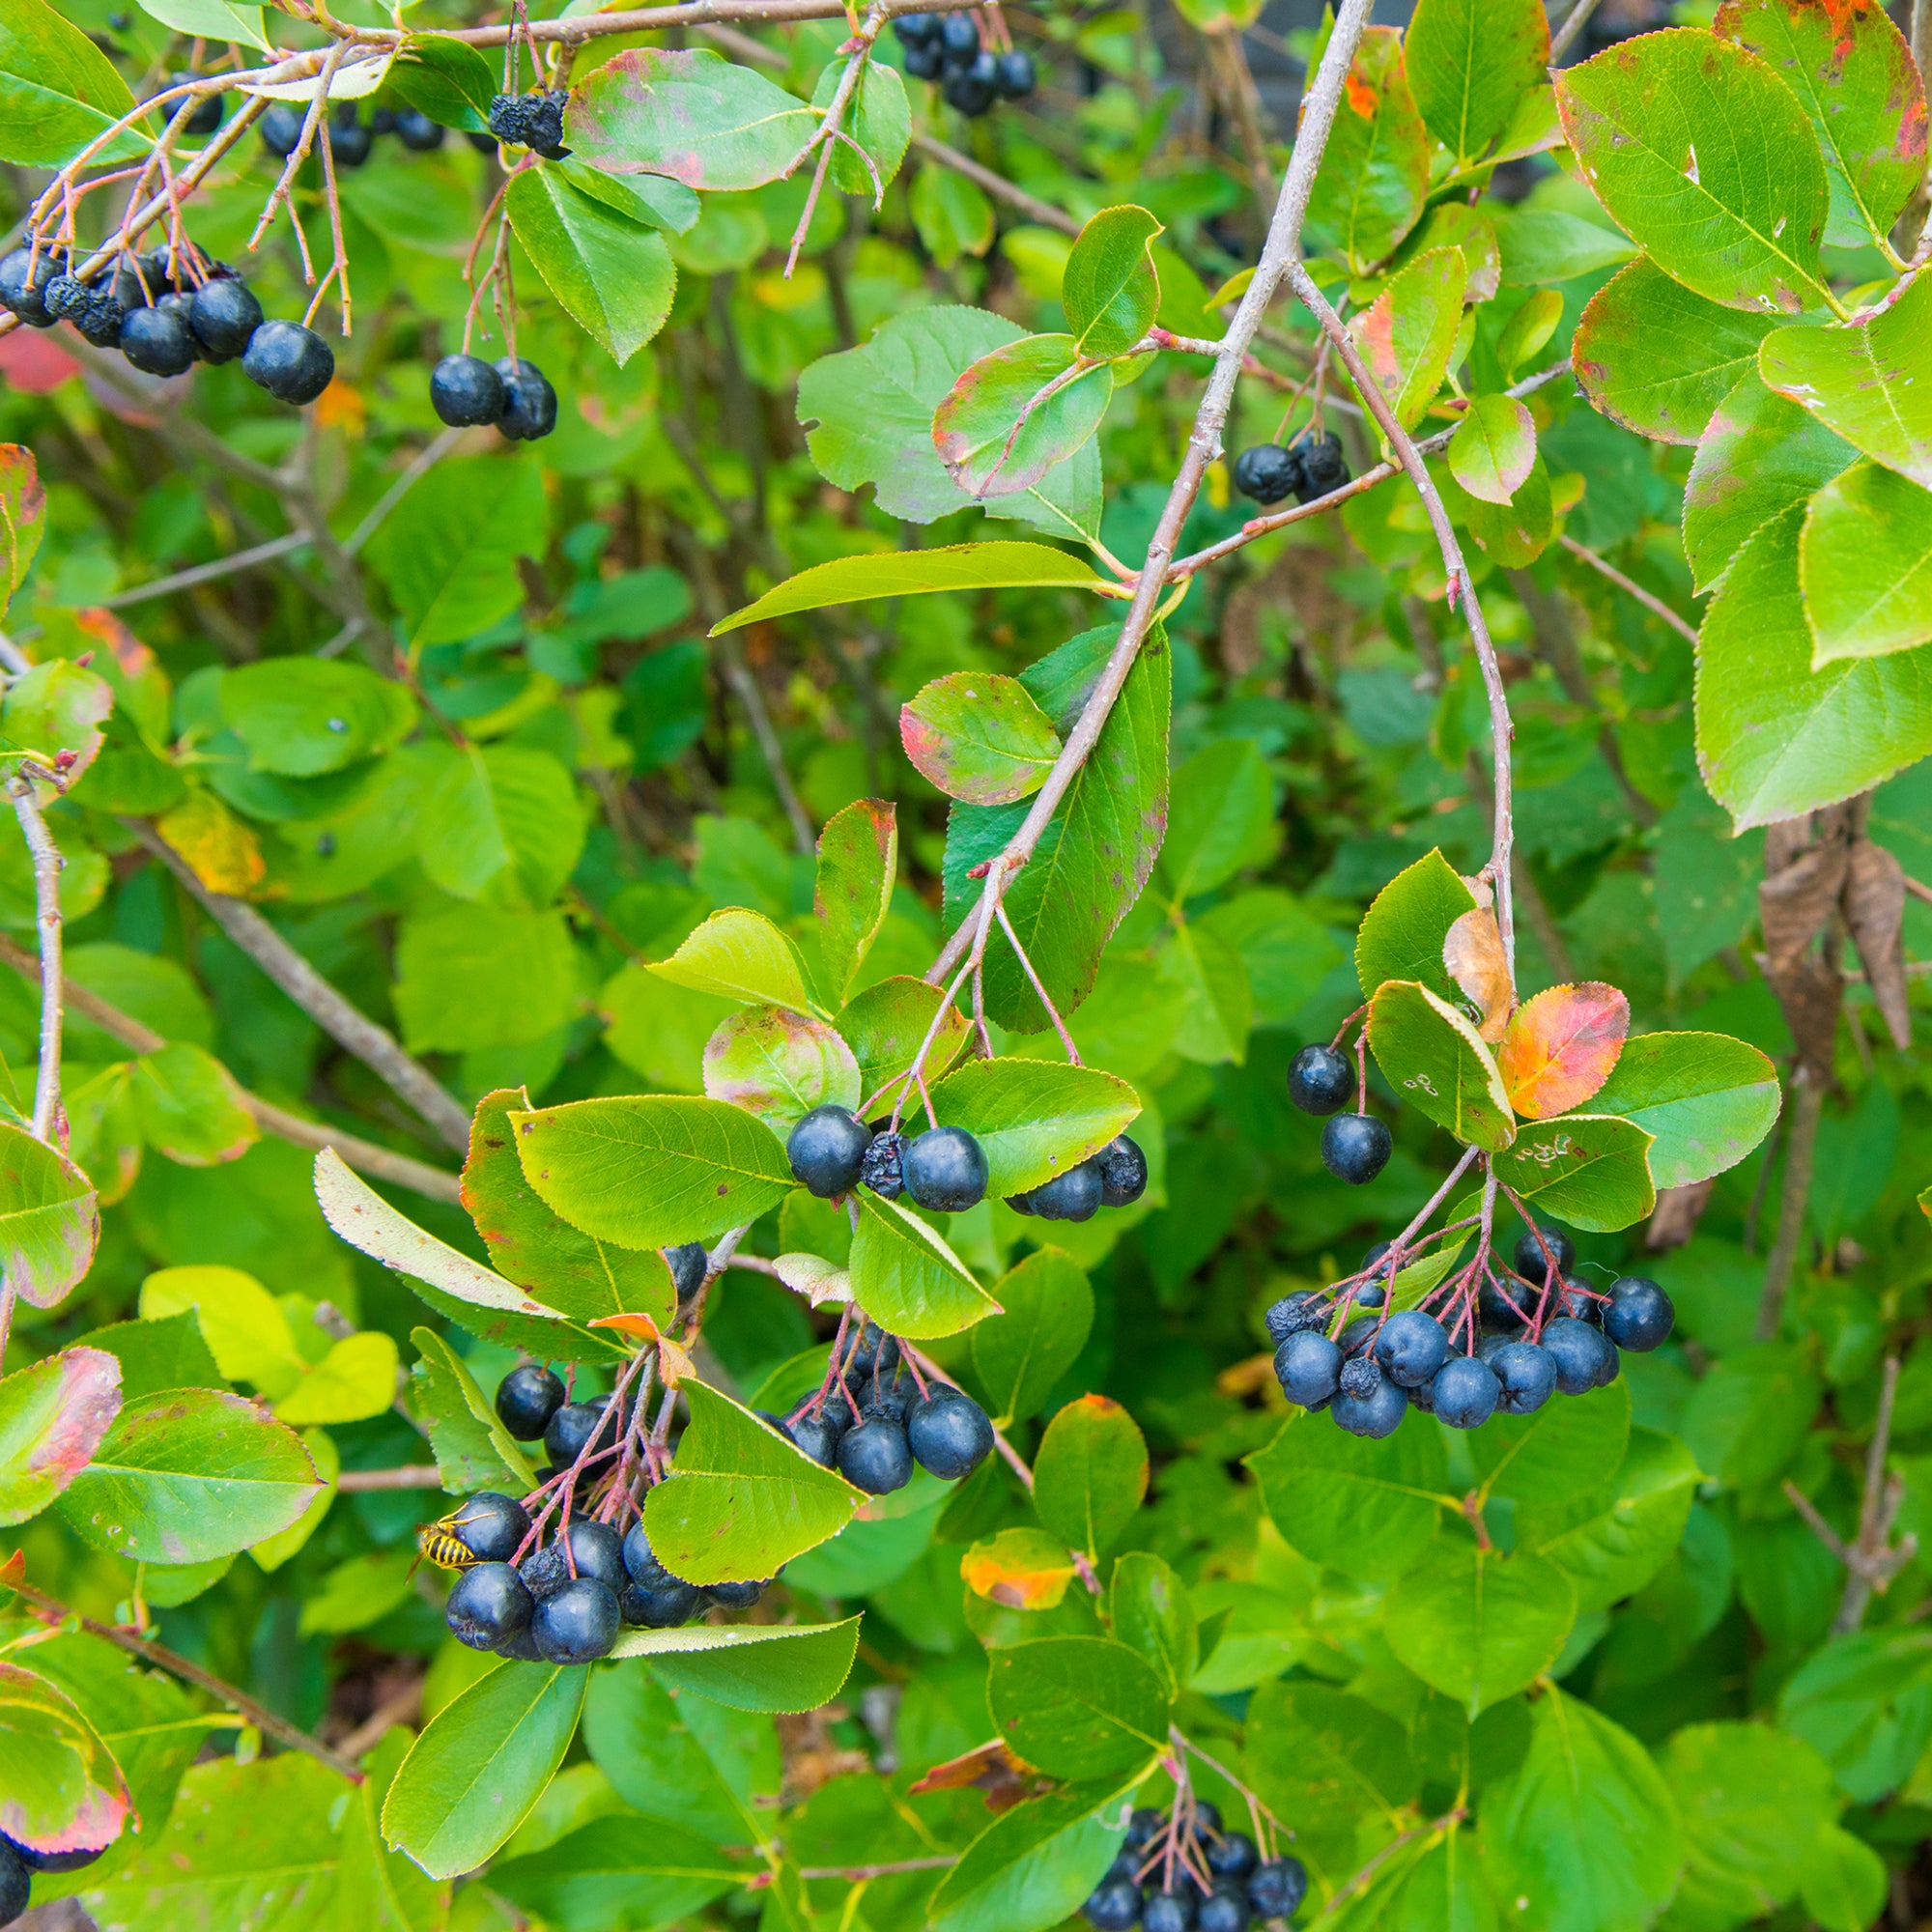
(911, 131, 1078, 235)
(1755, 1065, 1824, 1341)
(336, 1464, 445, 1492)
(797, 1856, 958, 1880)
(1549, 0, 1607, 60)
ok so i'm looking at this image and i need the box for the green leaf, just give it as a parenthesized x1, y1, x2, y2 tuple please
(971, 1245, 1094, 1426)
(218, 659, 415, 779)
(926, 1780, 1128, 1932)
(703, 1007, 860, 1135)
(1587, 1030, 1780, 1188)
(1555, 27, 1831, 313)
(1110, 1551, 1196, 1701)
(1350, 247, 1466, 430)
(1479, 1690, 1683, 1932)
(506, 167, 675, 368)
(488, 1815, 741, 1931)
(128, 1044, 255, 1167)
(0, 1346, 121, 1527)
(0, 0, 144, 166)
(813, 54, 910, 196)
(944, 622, 1171, 1034)
(1524, 1426, 1699, 1615)
(138, 1263, 300, 1393)
(1695, 505, 1932, 828)
(1368, 980, 1517, 1152)
(847, 1191, 1000, 1339)
(1778, 1627, 1932, 1802)
(382, 1661, 588, 1879)
(986, 1637, 1168, 1780)
(1491, 1113, 1656, 1232)
(1304, 27, 1431, 275)
(1156, 921, 1252, 1066)
(555, 156, 700, 235)
(642, 1381, 861, 1584)
(0, 660, 111, 782)
(1406, 0, 1548, 165)
(416, 743, 584, 909)
(1033, 1395, 1148, 1560)
(1574, 256, 1776, 446)
(837, 976, 970, 1100)
(1384, 1542, 1577, 1718)
(1761, 273, 1932, 491)
(387, 32, 496, 129)
(1160, 737, 1275, 900)
(565, 47, 815, 190)
(68, 1312, 217, 1403)
(1449, 394, 1537, 505)
(813, 798, 896, 1002)
(1683, 369, 1856, 591)
(0, 445, 45, 601)
(900, 671, 1064, 807)
(910, 163, 997, 267)
(796, 306, 1102, 538)
(1715, 0, 1926, 248)
(462, 1089, 676, 1331)
(1680, 1341, 1820, 1487)
(1463, 451, 1554, 566)
(1247, 1407, 1448, 1582)
(932, 334, 1115, 500)
(0, 1659, 130, 1854)
(1801, 1821, 1889, 1932)
(1355, 848, 1478, 1005)
(1493, 206, 1634, 286)
(929, 1057, 1141, 1196)
(649, 907, 816, 1013)
(610, 1617, 861, 1711)
(1472, 1380, 1632, 1509)
(512, 1095, 797, 1249)
(136, 0, 266, 49)
(408, 1324, 533, 1494)
(713, 540, 1111, 635)
(1061, 205, 1163, 359)
(0, 1120, 98, 1310)
(1803, 461, 1932, 664)
(273, 1330, 399, 1427)
(55, 1387, 320, 1564)
(364, 457, 550, 650)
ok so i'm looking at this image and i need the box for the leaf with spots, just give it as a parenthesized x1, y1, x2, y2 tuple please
(0, 443, 44, 600)
(0, 1347, 121, 1527)
(702, 1006, 861, 1135)
(900, 671, 1065, 807)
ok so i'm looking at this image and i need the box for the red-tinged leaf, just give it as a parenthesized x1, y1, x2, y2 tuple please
(900, 671, 1064, 806)
(814, 798, 896, 1001)
(0, 1659, 131, 1856)
(1442, 905, 1513, 1041)
(908, 1737, 1048, 1811)
(1497, 981, 1631, 1120)
(0, 443, 44, 598)
(0, 1347, 123, 1526)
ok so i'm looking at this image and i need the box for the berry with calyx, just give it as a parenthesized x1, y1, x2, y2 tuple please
(449, 1491, 531, 1563)
(1375, 1310, 1449, 1388)
(0, 246, 69, 327)
(119, 303, 195, 376)
(495, 355, 558, 440)
(1144, 1890, 1196, 1932)
(0, 1840, 28, 1926)
(1006, 1190, 1035, 1214)
(445, 1561, 533, 1651)
(1490, 1340, 1556, 1414)
(1432, 1355, 1501, 1430)
(861, 1127, 906, 1199)
(1604, 1275, 1674, 1351)
(940, 12, 981, 58)
(496, 1362, 565, 1439)
(704, 1577, 769, 1609)
(621, 1576, 701, 1628)
(788, 1104, 872, 1197)
(1082, 1877, 1142, 1930)
(532, 1577, 620, 1663)
(1274, 1329, 1341, 1406)
(902, 1125, 988, 1211)
(1098, 1134, 1148, 1207)
(1264, 1289, 1328, 1344)
(165, 74, 223, 135)
(1479, 1273, 1532, 1331)
(395, 107, 445, 151)
(622, 1520, 677, 1588)
(545, 1394, 614, 1466)
(259, 102, 306, 156)
(429, 351, 506, 427)
(1338, 1353, 1381, 1401)
(327, 107, 372, 168)
(242, 318, 334, 404)
(1032, 1156, 1103, 1222)
(1232, 442, 1303, 506)
(907, 1385, 994, 1479)
(848, 1321, 900, 1379)
(1287, 1041, 1352, 1115)
(1512, 1226, 1575, 1284)
(789, 1406, 843, 1466)
(1207, 1832, 1258, 1881)
(864, 1365, 916, 1426)
(1332, 1374, 1406, 1438)
(555, 1518, 627, 1590)
(187, 275, 262, 358)
(1248, 1858, 1307, 1919)
(1321, 1113, 1391, 1185)
(995, 49, 1037, 97)
(667, 1241, 708, 1302)
(1292, 429, 1350, 500)
(944, 47, 999, 113)
(838, 1414, 913, 1493)
(1542, 1316, 1614, 1395)
(487, 93, 534, 145)
(1199, 1889, 1250, 1932)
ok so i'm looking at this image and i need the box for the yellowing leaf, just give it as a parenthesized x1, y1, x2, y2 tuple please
(1497, 981, 1631, 1121)
(961, 1526, 1078, 1609)
(157, 790, 264, 895)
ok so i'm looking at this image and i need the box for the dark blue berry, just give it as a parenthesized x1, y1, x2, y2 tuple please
(497, 1363, 564, 1440)
(119, 303, 194, 375)
(545, 1395, 614, 1466)
(242, 318, 334, 404)
(1291, 429, 1350, 500)
(939, 12, 981, 58)
(1248, 1858, 1307, 1918)
(895, 12, 942, 42)
(667, 1241, 708, 1301)
(1124, 1807, 1163, 1849)
(1286, 1042, 1351, 1115)
(259, 102, 305, 156)
(166, 75, 223, 135)
(449, 1491, 530, 1563)
(1032, 1156, 1103, 1221)
(620, 1577, 701, 1627)
(902, 1126, 988, 1211)
(1199, 1889, 1250, 1932)
(1274, 1330, 1341, 1406)
(1552, 1275, 1604, 1324)
(395, 107, 445, 150)
(1490, 1340, 1556, 1415)
(531, 1577, 620, 1662)
(1098, 1135, 1148, 1207)
(944, 50, 998, 113)
(907, 1386, 994, 1479)
(789, 1407, 843, 1465)
(903, 39, 945, 77)
(1084, 1877, 1142, 1930)
(187, 275, 261, 357)
(1431, 1355, 1501, 1430)
(1541, 1317, 1614, 1395)
(1375, 1311, 1449, 1389)
(1206, 1832, 1256, 1880)
(445, 1561, 533, 1651)
(788, 1104, 872, 1197)
(1321, 1113, 1390, 1185)
(1604, 1275, 1673, 1351)
(1512, 1226, 1575, 1285)
(1332, 1375, 1406, 1438)
(622, 1520, 676, 1587)
(429, 351, 505, 427)
(838, 1415, 913, 1493)
(494, 355, 557, 440)
(1144, 1890, 1196, 1932)
(327, 114, 372, 167)
(554, 1518, 627, 1590)
(848, 1322, 900, 1379)
(994, 49, 1037, 97)
(705, 1577, 768, 1608)
(1233, 443, 1304, 507)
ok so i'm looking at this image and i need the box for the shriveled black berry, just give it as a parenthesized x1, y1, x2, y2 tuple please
(259, 102, 306, 156)
(1604, 1275, 1673, 1350)
(120, 303, 195, 376)
(1512, 1226, 1575, 1284)
(520, 1543, 569, 1601)
(907, 1385, 993, 1479)
(861, 1128, 906, 1199)
(944, 50, 999, 114)
(187, 275, 262, 358)
(445, 1561, 533, 1651)
(902, 1125, 987, 1211)
(994, 49, 1036, 97)
(704, 1577, 768, 1609)
(1287, 1042, 1352, 1115)
(667, 1241, 708, 1301)
(395, 107, 445, 151)
(1321, 1112, 1391, 1185)
(526, 89, 569, 158)
(1338, 1353, 1381, 1401)
(1232, 442, 1303, 506)
(1032, 1156, 1102, 1222)
(71, 292, 127, 348)
(1097, 1134, 1147, 1207)
(838, 1414, 913, 1493)
(0, 246, 67, 327)
(487, 93, 534, 145)
(449, 1491, 531, 1564)
(165, 75, 223, 135)
(242, 318, 334, 404)
(1083, 1878, 1142, 1930)
(532, 1577, 620, 1663)
(1264, 1289, 1328, 1344)
(1292, 429, 1350, 501)
(497, 1362, 565, 1440)
(789, 1103, 872, 1197)
(545, 1394, 614, 1466)
(42, 273, 88, 322)
(1248, 1858, 1307, 1919)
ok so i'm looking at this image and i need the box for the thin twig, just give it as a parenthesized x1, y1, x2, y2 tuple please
(911, 131, 1079, 236)
(1557, 534, 1700, 645)
(1549, 0, 1607, 61)
(336, 1464, 445, 1492)
(99, 533, 312, 610)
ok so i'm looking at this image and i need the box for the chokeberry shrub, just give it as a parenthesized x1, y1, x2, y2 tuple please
(0, 0, 1925, 1928)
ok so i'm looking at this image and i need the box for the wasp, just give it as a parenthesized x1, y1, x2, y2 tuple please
(415, 1513, 480, 1574)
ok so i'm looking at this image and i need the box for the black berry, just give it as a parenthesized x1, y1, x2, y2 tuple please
(526, 89, 569, 158)
(166, 75, 223, 135)
(487, 94, 534, 145)
(497, 1363, 565, 1440)
(861, 1128, 907, 1199)
(545, 1395, 614, 1466)
(838, 1415, 913, 1493)
(902, 1125, 988, 1211)
(1083, 1876, 1141, 1930)
(621, 1576, 701, 1627)
(704, 1577, 768, 1609)
(187, 276, 262, 358)
(395, 107, 446, 151)
(994, 49, 1037, 98)
(1124, 1808, 1162, 1849)
(1274, 1330, 1340, 1406)
(1604, 1275, 1674, 1351)
(1098, 1134, 1148, 1207)
(119, 303, 195, 376)
(1321, 1113, 1391, 1185)
(1431, 1355, 1501, 1430)
(1248, 1859, 1307, 1919)
(1232, 443, 1303, 506)
(903, 39, 945, 77)
(491, 355, 556, 439)
(1199, 1890, 1250, 1932)
(895, 12, 942, 42)
(1287, 1042, 1352, 1115)
(789, 1406, 843, 1465)
(1552, 1275, 1604, 1324)
(1511, 1226, 1575, 1284)
(242, 318, 334, 404)
(259, 102, 306, 156)
(907, 1386, 994, 1479)
(1031, 1156, 1102, 1222)
(1374, 1310, 1448, 1389)
(1206, 1833, 1257, 1881)
(0, 1840, 30, 1925)
(788, 1103, 872, 1197)
(0, 246, 67, 327)
(667, 1241, 708, 1301)
(848, 1322, 900, 1379)
(448, 1491, 531, 1564)
(1292, 429, 1350, 500)
(939, 12, 981, 58)
(944, 50, 999, 114)
(1490, 1339, 1556, 1414)
(327, 111, 372, 168)
(427, 351, 503, 426)
(532, 1576, 620, 1663)
(445, 1561, 533, 1651)
(622, 1520, 674, 1586)
(554, 1518, 627, 1590)
(1541, 1317, 1614, 1395)
(1144, 1891, 1196, 1932)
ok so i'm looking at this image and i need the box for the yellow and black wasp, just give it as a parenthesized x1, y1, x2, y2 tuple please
(414, 1513, 479, 1575)
(412, 1491, 530, 1578)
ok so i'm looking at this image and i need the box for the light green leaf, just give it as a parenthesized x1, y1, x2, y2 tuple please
(1449, 394, 1537, 505)
(274, 1330, 398, 1427)
(0, 1120, 98, 1310)
(134, 0, 269, 52)
(971, 1245, 1094, 1427)
(1801, 1821, 1889, 1932)
(408, 1324, 531, 1494)
(386, 32, 495, 130)
(1034, 1395, 1147, 1560)
(812, 54, 909, 196)
(1803, 461, 1932, 664)
(218, 659, 415, 779)
(847, 1191, 1000, 1339)
(702, 1006, 860, 1135)
(932, 334, 1115, 500)
(926, 1780, 1128, 1932)
(506, 166, 675, 368)
(1355, 847, 1478, 1005)
(0, 0, 145, 166)
(1061, 205, 1163, 360)
(1406, 0, 1548, 165)
(648, 906, 817, 1014)
(1110, 1551, 1196, 1701)
(1491, 1113, 1656, 1232)
(0, 1659, 130, 1855)
(0, 1347, 121, 1528)
(417, 743, 585, 909)
(1778, 1626, 1932, 1803)
(136, 1264, 301, 1394)
(1680, 1342, 1820, 1488)
(1471, 1380, 1631, 1510)
(488, 1815, 740, 1931)
(1384, 1542, 1577, 1718)
(985, 1637, 1168, 1780)
(1587, 1030, 1780, 1188)
(1521, 1426, 1698, 1614)
(929, 1056, 1140, 1197)
(128, 1044, 256, 1167)
(1368, 979, 1517, 1152)
(837, 976, 970, 1100)
(1160, 737, 1274, 900)
(900, 671, 1064, 807)
(609, 1617, 861, 1711)
(813, 798, 896, 1002)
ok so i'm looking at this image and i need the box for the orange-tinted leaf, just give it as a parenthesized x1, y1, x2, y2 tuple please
(0, 443, 45, 597)
(588, 1312, 668, 1340)
(158, 789, 265, 895)
(959, 1525, 1077, 1609)
(1497, 981, 1630, 1120)
(1442, 906, 1513, 1041)
(908, 1738, 1047, 1811)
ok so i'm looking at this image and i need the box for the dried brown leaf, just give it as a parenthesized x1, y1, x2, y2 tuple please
(1845, 838, 1911, 1050)
(1443, 906, 1513, 1041)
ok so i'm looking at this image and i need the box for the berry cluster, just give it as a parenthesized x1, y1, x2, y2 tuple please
(1084, 1803, 1307, 1931)
(0, 1832, 104, 1932)
(429, 352, 557, 441)
(1231, 430, 1350, 509)
(786, 1103, 1147, 1225)
(1268, 1228, 1675, 1439)
(892, 14, 1036, 117)
(486, 88, 571, 159)
(0, 243, 333, 404)
(259, 99, 452, 165)
(1286, 1041, 1388, 1185)
(784, 1319, 995, 1492)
